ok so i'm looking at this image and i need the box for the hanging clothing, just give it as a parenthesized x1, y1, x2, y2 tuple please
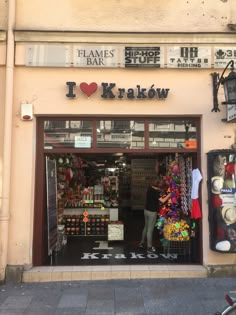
(191, 168, 203, 219)
(191, 199, 202, 219)
(191, 168, 203, 199)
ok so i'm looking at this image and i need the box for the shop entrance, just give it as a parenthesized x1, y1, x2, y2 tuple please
(33, 117, 202, 266)
(46, 152, 201, 266)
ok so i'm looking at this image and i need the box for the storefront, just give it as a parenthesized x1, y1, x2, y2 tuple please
(2, 27, 236, 281)
(34, 117, 201, 267)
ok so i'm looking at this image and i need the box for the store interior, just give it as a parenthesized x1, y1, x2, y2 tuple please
(46, 152, 201, 266)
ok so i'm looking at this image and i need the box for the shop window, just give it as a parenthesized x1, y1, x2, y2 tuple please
(43, 118, 198, 151)
(149, 120, 197, 149)
(44, 120, 93, 149)
(96, 120, 145, 149)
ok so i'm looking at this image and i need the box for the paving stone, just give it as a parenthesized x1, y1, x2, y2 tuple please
(55, 308, 86, 315)
(85, 299, 115, 314)
(58, 294, 87, 308)
(0, 296, 33, 310)
(0, 278, 235, 314)
(0, 311, 25, 315)
(88, 287, 114, 300)
(115, 298, 145, 314)
(24, 306, 56, 315)
(115, 287, 142, 301)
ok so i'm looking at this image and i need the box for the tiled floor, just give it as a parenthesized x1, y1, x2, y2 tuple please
(51, 211, 200, 267)
(23, 211, 204, 283)
(52, 236, 197, 266)
(23, 264, 207, 282)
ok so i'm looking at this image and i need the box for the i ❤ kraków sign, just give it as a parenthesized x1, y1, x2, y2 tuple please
(66, 81, 170, 100)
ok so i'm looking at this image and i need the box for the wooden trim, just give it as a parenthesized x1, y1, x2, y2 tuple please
(33, 118, 48, 266)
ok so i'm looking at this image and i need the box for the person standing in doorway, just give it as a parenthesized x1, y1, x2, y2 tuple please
(139, 179, 171, 253)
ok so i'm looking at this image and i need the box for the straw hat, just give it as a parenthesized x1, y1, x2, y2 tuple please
(221, 206, 236, 225)
(211, 176, 224, 194)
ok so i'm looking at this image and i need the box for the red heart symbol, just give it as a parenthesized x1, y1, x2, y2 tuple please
(80, 82, 98, 97)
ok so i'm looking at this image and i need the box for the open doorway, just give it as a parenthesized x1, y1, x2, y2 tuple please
(43, 152, 201, 266)
(33, 116, 202, 266)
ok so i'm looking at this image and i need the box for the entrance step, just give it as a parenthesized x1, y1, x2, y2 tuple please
(22, 265, 207, 282)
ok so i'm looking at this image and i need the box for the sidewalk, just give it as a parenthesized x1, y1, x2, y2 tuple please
(0, 277, 235, 315)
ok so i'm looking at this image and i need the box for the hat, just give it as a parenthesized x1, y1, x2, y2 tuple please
(213, 155, 226, 177)
(211, 176, 224, 194)
(223, 179, 235, 189)
(215, 240, 231, 251)
(225, 162, 235, 176)
(221, 206, 236, 225)
(212, 195, 222, 208)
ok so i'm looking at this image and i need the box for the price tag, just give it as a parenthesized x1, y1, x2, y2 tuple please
(175, 223, 180, 228)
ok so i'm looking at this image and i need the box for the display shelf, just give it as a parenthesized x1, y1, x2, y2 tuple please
(62, 207, 119, 237)
(131, 159, 157, 210)
(119, 166, 131, 208)
(63, 213, 110, 236)
(63, 207, 118, 220)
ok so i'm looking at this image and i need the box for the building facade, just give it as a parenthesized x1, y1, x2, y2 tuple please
(0, 0, 236, 282)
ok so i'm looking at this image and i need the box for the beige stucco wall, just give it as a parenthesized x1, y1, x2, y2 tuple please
(0, 63, 5, 204)
(5, 60, 235, 268)
(15, 0, 235, 33)
(0, 0, 8, 30)
(0, 32, 6, 281)
(1, 1, 236, 281)
(0, 41, 6, 198)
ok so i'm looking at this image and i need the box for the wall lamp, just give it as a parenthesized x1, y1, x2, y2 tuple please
(211, 60, 236, 112)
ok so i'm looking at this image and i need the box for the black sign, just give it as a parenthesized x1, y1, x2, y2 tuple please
(124, 47, 162, 67)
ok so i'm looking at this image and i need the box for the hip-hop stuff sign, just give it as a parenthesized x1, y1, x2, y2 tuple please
(124, 47, 164, 67)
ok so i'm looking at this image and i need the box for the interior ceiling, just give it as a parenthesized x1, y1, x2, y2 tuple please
(78, 152, 163, 166)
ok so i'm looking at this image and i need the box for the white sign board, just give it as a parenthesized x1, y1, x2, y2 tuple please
(227, 104, 236, 122)
(214, 47, 236, 68)
(167, 46, 211, 68)
(26, 45, 71, 67)
(74, 136, 91, 148)
(73, 46, 119, 67)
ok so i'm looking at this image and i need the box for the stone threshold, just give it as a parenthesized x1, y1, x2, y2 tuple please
(22, 264, 207, 282)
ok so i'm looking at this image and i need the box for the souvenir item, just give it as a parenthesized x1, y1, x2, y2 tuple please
(221, 206, 236, 225)
(211, 176, 224, 194)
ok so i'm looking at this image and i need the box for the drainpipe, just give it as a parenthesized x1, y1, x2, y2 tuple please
(0, 0, 15, 281)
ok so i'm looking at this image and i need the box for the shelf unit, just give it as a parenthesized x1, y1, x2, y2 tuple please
(63, 207, 118, 236)
(131, 159, 157, 210)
